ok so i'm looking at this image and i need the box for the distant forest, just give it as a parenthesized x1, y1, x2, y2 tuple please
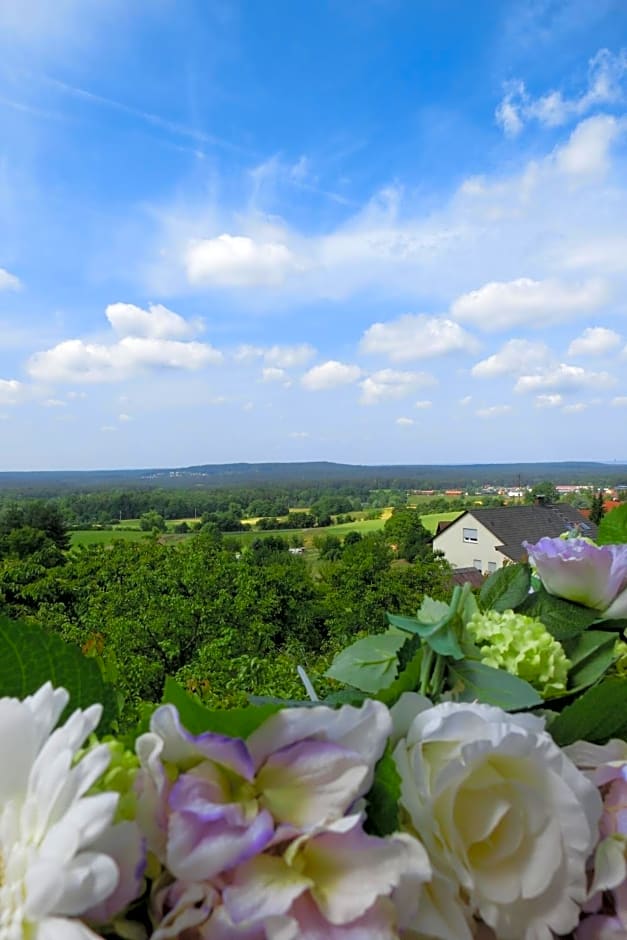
(0, 460, 626, 497)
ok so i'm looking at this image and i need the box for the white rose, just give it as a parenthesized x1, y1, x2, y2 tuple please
(392, 698, 602, 940)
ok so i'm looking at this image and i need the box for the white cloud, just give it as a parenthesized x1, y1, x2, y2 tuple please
(234, 343, 315, 368)
(0, 379, 25, 404)
(186, 234, 300, 287)
(101, 425, 117, 433)
(496, 48, 627, 136)
(360, 368, 434, 405)
(288, 430, 309, 438)
(0, 268, 21, 291)
(567, 326, 622, 357)
(261, 367, 289, 384)
(611, 396, 627, 407)
(42, 398, 66, 408)
(301, 360, 362, 391)
(451, 278, 608, 332)
(535, 394, 563, 408)
(106, 302, 202, 339)
(476, 405, 513, 418)
(563, 402, 588, 413)
(360, 314, 478, 361)
(471, 339, 551, 378)
(459, 395, 472, 406)
(28, 336, 222, 384)
(515, 363, 615, 394)
(395, 417, 414, 426)
(415, 399, 433, 409)
(118, 413, 132, 422)
(554, 115, 622, 177)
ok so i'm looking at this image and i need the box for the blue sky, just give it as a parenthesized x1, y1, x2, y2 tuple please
(1, 1, 627, 469)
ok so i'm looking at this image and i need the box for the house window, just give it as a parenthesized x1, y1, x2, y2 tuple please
(463, 527, 478, 542)
(487, 562, 497, 573)
(473, 559, 482, 570)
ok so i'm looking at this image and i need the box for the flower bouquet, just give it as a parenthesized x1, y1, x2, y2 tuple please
(4, 510, 627, 940)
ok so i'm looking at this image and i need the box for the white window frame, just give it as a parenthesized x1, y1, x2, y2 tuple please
(473, 559, 482, 570)
(463, 527, 478, 543)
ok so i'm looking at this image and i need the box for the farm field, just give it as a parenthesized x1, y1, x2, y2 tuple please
(68, 509, 463, 549)
(70, 529, 150, 547)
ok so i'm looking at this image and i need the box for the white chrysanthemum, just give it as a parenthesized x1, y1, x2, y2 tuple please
(0, 683, 120, 940)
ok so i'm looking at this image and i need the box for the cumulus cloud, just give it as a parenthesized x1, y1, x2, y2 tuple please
(106, 302, 202, 339)
(515, 363, 615, 394)
(554, 115, 622, 177)
(395, 417, 414, 426)
(535, 394, 563, 408)
(471, 339, 551, 377)
(28, 336, 222, 384)
(234, 343, 316, 368)
(261, 367, 289, 384)
(415, 399, 433, 409)
(360, 314, 478, 361)
(563, 402, 588, 413)
(186, 234, 301, 287)
(611, 396, 627, 407)
(476, 405, 512, 418)
(567, 326, 622, 357)
(27, 301, 222, 384)
(301, 360, 362, 391)
(451, 277, 608, 332)
(495, 48, 627, 136)
(0, 268, 21, 291)
(360, 368, 435, 405)
(0, 378, 25, 404)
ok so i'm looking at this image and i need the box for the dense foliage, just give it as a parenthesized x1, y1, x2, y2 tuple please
(0, 503, 451, 726)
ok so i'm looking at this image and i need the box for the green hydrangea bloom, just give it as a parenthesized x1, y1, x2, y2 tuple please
(86, 736, 140, 822)
(467, 608, 570, 698)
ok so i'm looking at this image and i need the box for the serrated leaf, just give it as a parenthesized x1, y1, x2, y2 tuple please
(325, 633, 406, 693)
(163, 677, 281, 737)
(0, 616, 117, 732)
(518, 587, 599, 641)
(550, 678, 627, 746)
(448, 659, 542, 711)
(365, 746, 401, 837)
(565, 631, 616, 694)
(597, 505, 627, 545)
(480, 563, 531, 613)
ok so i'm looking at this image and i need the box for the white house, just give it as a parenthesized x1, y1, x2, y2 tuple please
(432, 503, 596, 573)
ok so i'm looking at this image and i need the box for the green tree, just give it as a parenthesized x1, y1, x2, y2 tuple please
(383, 509, 432, 562)
(525, 482, 560, 505)
(590, 491, 606, 525)
(139, 511, 167, 532)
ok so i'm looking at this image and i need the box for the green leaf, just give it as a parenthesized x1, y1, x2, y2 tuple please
(597, 504, 627, 545)
(480, 563, 531, 613)
(416, 596, 451, 624)
(518, 587, 599, 641)
(550, 678, 627, 746)
(448, 659, 542, 711)
(387, 612, 464, 660)
(376, 648, 423, 706)
(0, 616, 117, 732)
(364, 746, 401, 837)
(325, 632, 407, 693)
(163, 677, 282, 737)
(565, 631, 616, 694)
